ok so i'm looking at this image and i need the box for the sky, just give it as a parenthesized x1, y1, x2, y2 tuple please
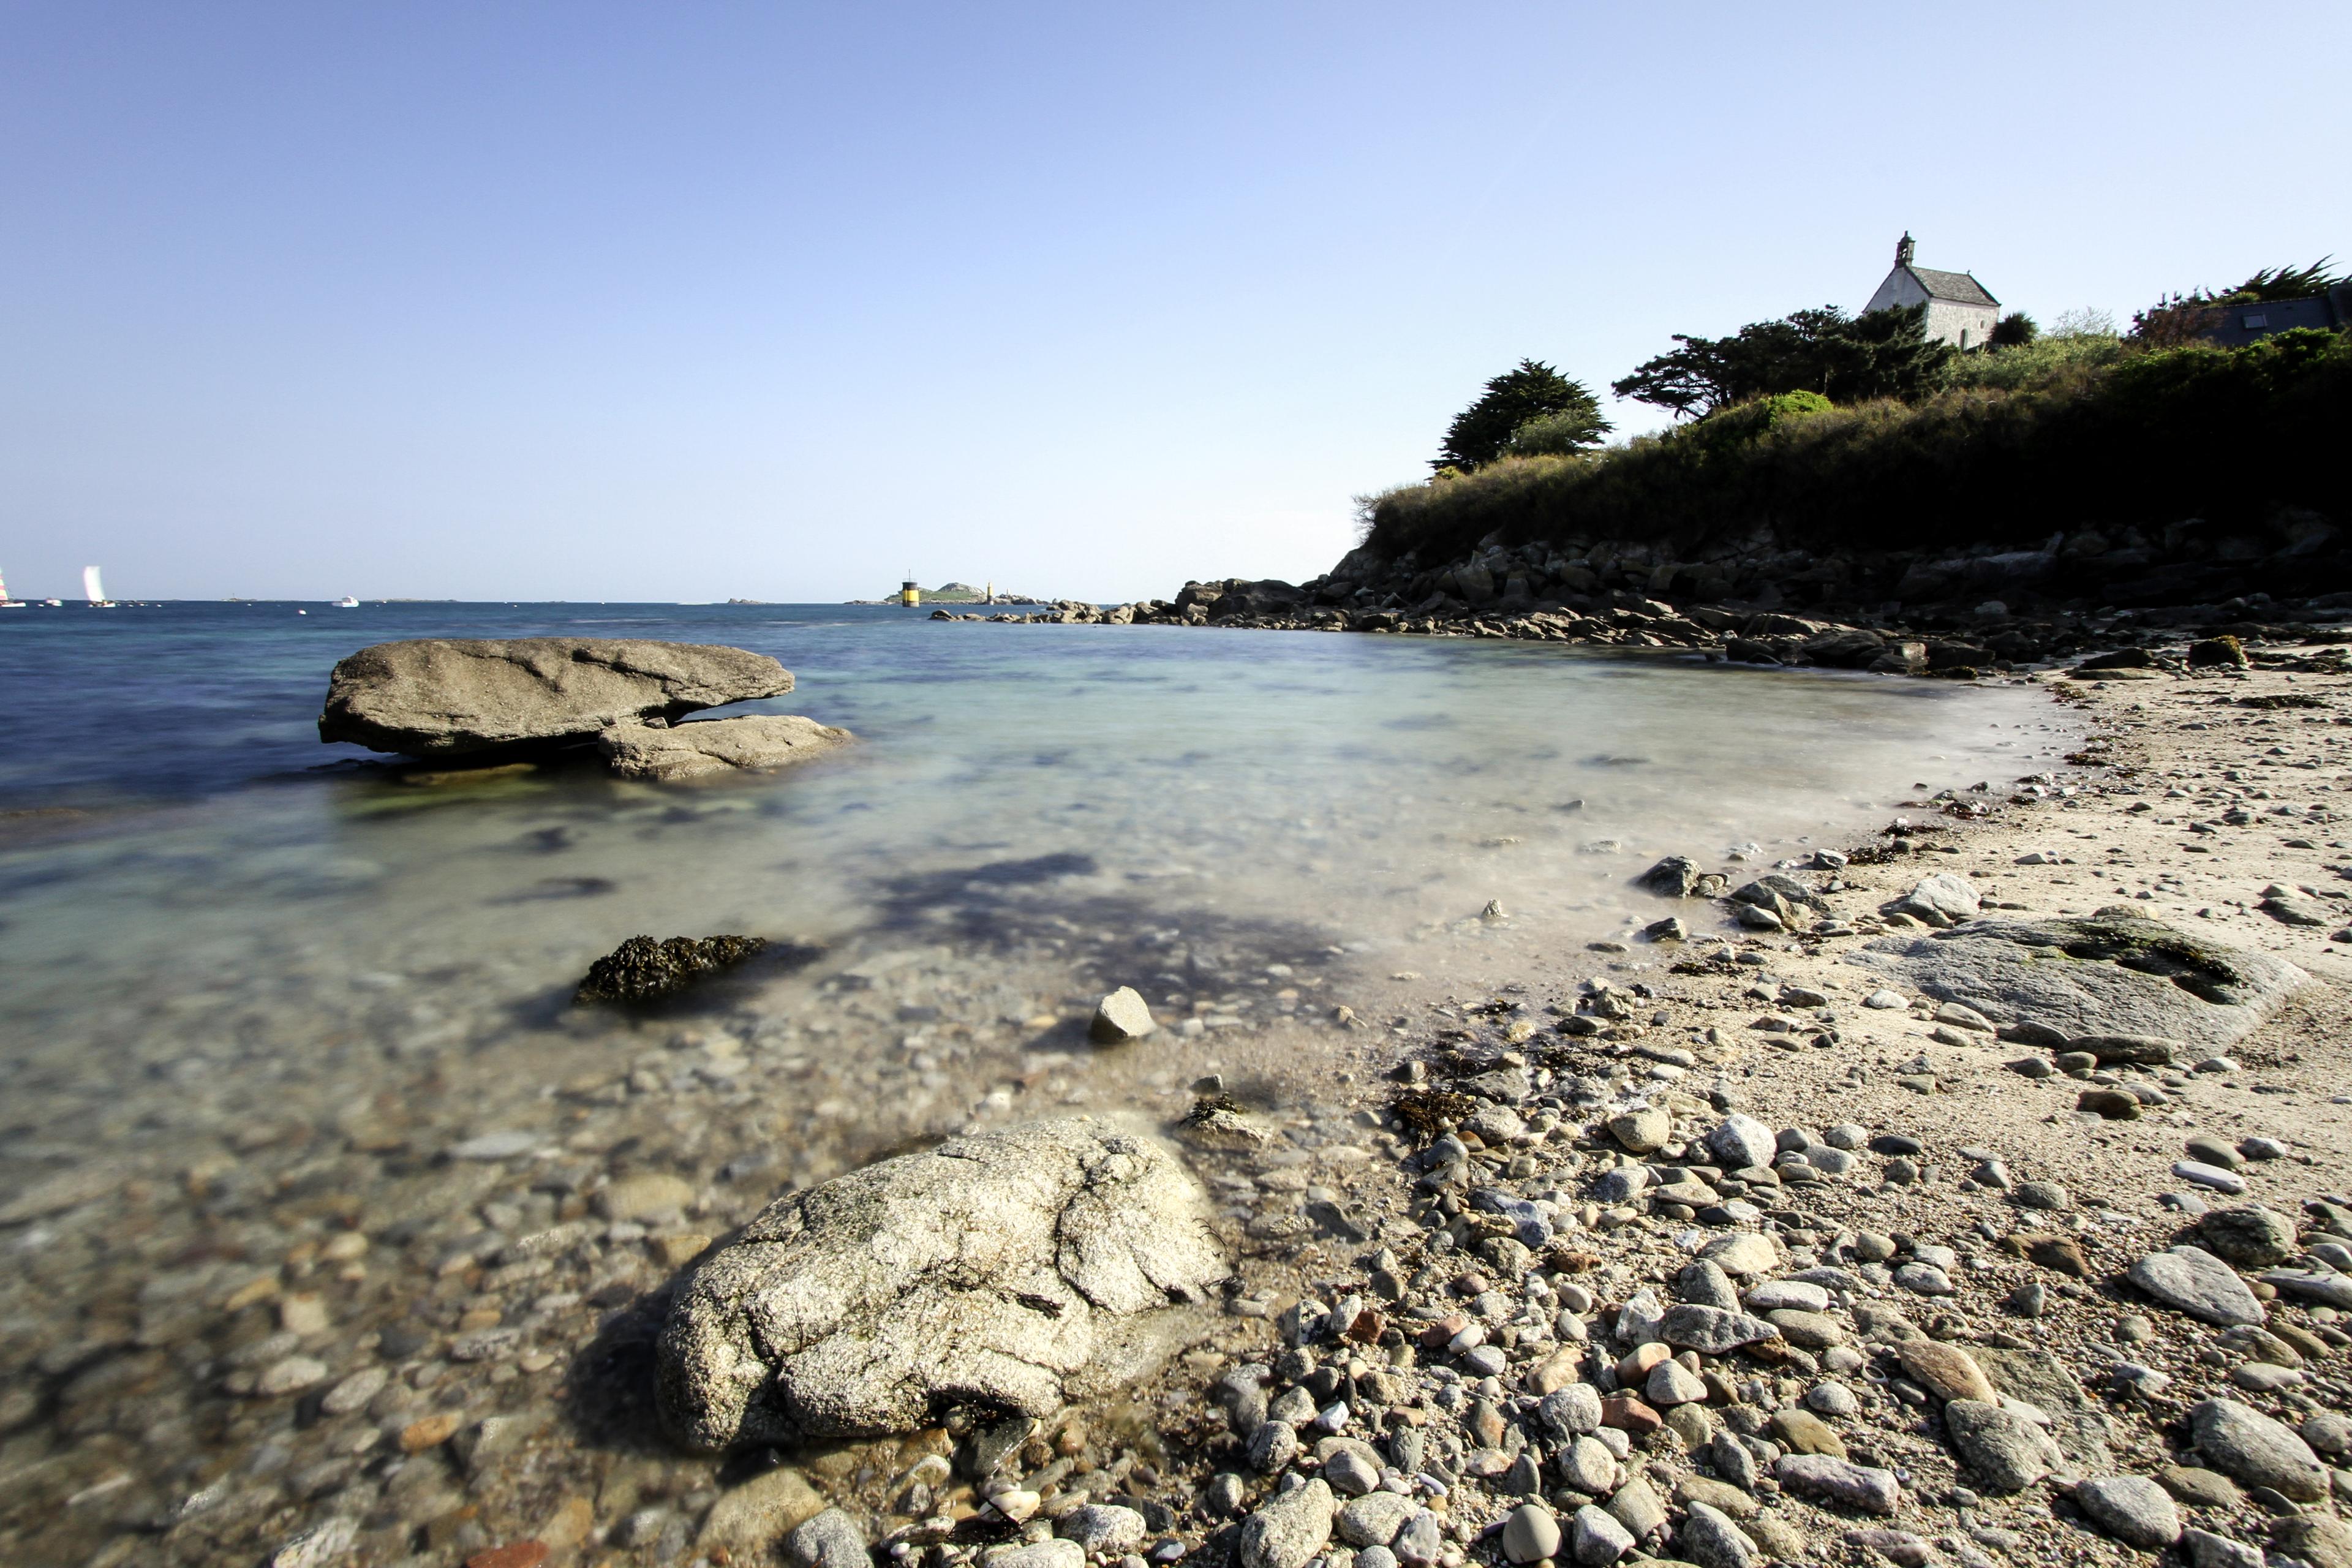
(0, 3, 2343, 604)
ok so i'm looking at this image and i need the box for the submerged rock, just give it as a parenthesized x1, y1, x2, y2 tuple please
(319, 636, 793, 757)
(1843, 911, 2305, 1050)
(600, 714, 851, 781)
(576, 934, 766, 1003)
(657, 1118, 1228, 1447)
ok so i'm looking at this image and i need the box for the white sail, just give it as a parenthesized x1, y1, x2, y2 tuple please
(83, 565, 107, 603)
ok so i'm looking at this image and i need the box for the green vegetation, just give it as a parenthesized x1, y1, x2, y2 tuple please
(1610, 303, 1954, 419)
(2133, 258, 2340, 345)
(1433, 359, 1610, 471)
(1989, 311, 2038, 348)
(1362, 327, 2352, 564)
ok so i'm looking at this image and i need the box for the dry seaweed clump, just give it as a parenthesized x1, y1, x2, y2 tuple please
(1390, 1085, 1477, 1136)
(2239, 693, 2329, 710)
(576, 933, 766, 1003)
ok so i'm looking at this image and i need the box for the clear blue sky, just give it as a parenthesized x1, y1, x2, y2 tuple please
(1, 3, 2342, 603)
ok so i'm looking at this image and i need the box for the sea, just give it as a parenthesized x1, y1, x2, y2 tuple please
(0, 600, 2073, 1565)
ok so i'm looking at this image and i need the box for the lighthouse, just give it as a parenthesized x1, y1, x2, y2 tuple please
(900, 573, 921, 608)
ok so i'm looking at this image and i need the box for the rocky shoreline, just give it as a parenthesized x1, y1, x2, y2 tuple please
(639, 655, 2352, 1568)
(930, 521, 2352, 687)
(18, 637, 2352, 1568)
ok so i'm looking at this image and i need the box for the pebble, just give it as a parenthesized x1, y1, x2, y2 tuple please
(2128, 1246, 2269, 1327)
(1676, 1501, 1756, 1568)
(1776, 1453, 1901, 1515)
(1501, 1504, 1561, 1564)
(2188, 1399, 2329, 1502)
(1569, 1504, 1634, 1566)
(1942, 1400, 2060, 1493)
(1238, 1479, 1336, 1568)
(2173, 1161, 2249, 1196)
(2074, 1476, 2182, 1550)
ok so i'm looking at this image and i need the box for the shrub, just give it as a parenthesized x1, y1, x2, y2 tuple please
(1990, 312, 2038, 348)
(1360, 328, 2352, 564)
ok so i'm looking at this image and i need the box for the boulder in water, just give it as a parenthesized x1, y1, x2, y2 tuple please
(657, 1118, 1229, 1447)
(318, 638, 791, 758)
(600, 714, 852, 781)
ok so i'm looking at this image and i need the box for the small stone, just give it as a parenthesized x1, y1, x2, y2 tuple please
(2157, 1466, 2243, 1510)
(1556, 1434, 1618, 1494)
(1323, 1449, 1380, 1498)
(1776, 1453, 1901, 1515)
(1769, 1408, 1847, 1458)
(2185, 1134, 2243, 1169)
(1942, 1400, 2060, 1493)
(1058, 1506, 1147, 1555)
(1090, 987, 1156, 1044)
(1338, 1493, 1416, 1548)
(1237, 1479, 1335, 1568)
(1892, 1264, 1954, 1296)
(2075, 1476, 2181, 1550)
(1603, 1477, 1667, 1542)
(1569, 1504, 1634, 1567)
(1248, 1420, 1300, 1473)
(1700, 1233, 1778, 1277)
(1807, 1381, 1860, 1417)
(1708, 1115, 1779, 1173)
(597, 1171, 697, 1223)
(2267, 1516, 2352, 1568)
(2196, 1207, 2299, 1269)
(1646, 1360, 1708, 1406)
(1393, 1510, 1442, 1567)
(2181, 1529, 2263, 1568)
(254, 1355, 329, 1397)
(2173, 1161, 2247, 1196)
(2013, 1182, 2071, 1212)
(1660, 1303, 1781, 1354)
(786, 1509, 870, 1568)
(1608, 1109, 1672, 1155)
(1896, 1341, 1995, 1403)
(1743, 1280, 1830, 1314)
(2190, 1399, 2328, 1502)
(1676, 1501, 1757, 1568)
(1502, 1504, 1562, 1565)
(2128, 1247, 2267, 1327)
(700, 1468, 826, 1558)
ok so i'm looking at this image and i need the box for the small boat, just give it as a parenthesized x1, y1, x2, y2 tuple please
(83, 565, 115, 607)
(334, 595, 360, 608)
(0, 566, 22, 607)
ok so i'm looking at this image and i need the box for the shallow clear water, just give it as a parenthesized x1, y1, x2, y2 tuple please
(0, 602, 2073, 1564)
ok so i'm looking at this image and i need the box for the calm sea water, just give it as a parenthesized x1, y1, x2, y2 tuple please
(0, 601, 2074, 1565)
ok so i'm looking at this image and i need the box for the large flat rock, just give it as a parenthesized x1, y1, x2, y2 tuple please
(657, 1119, 1229, 1448)
(600, 715, 851, 781)
(318, 638, 791, 758)
(1842, 910, 2305, 1052)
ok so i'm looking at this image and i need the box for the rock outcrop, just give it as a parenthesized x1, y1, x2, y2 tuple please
(1844, 910, 2305, 1052)
(657, 1119, 1229, 1448)
(318, 638, 792, 758)
(598, 715, 851, 781)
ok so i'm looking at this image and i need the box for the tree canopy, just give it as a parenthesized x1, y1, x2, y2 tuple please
(2132, 258, 2342, 344)
(1610, 303, 1954, 418)
(1434, 359, 1610, 471)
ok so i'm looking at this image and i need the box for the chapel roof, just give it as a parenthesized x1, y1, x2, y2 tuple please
(1901, 265, 1999, 308)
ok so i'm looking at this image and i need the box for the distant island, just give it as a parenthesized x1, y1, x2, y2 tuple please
(844, 581, 1047, 606)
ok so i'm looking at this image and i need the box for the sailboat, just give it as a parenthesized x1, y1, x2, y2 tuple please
(0, 567, 23, 608)
(83, 566, 115, 607)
